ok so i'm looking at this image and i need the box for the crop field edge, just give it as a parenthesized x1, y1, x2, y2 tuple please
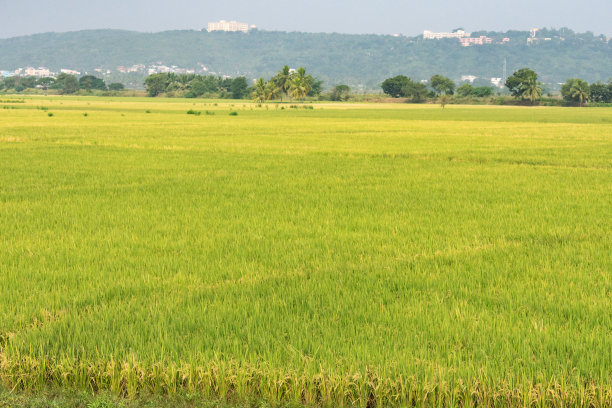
(2, 354, 612, 407)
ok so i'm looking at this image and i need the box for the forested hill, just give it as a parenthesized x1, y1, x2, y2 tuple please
(1, 28, 611, 89)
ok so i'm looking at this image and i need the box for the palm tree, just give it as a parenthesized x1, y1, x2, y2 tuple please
(570, 79, 590, 107)
(251, 78, 266, 103)
(521, 74, 542, 105)
(273, 65, 292, 101)
(561, 78, 591, 107)
(289, 67, 312, 101)
(264, 81, 281, 101)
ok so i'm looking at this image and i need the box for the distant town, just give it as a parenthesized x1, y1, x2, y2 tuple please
(1, 63, 225, 81)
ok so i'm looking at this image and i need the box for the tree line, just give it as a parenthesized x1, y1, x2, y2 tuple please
(251, 66, 324, 102)
(143, 66, 324, 100)
(144, 73, 248, 98)
(0, 73, 124, 94)
(504, 68, 612, 105)
(3, 68, 610, 106)
(382, 75, 494, 102)
(381, 70, 612, 106)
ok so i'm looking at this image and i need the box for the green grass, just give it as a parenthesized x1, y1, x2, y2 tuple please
(1, 96, 611, 407)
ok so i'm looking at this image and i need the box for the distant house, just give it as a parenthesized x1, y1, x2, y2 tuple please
(423, 30, 471, 39)
(425, 30, 499, 47)
(24, 67, 52, 77)
(459, 36, 493, 47)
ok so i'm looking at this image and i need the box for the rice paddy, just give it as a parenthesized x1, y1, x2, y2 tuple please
(0, 96, 611, 406)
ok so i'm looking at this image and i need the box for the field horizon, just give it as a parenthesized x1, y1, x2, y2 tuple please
(1, 96, 611, 407)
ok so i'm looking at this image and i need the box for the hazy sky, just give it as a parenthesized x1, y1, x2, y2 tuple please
(1, 0, 611, 38)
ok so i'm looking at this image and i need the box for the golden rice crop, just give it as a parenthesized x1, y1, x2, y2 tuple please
(1, 96, 611, 406)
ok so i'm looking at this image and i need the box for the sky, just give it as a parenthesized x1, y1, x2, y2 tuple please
(1, 0, 611, 39)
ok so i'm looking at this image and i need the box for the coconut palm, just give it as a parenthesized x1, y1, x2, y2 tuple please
(522, 77, 543, 105)
(561, 78, 591, 107)
(570, 79, 590, 107)
(273, 65, 293, 101)
(289, 67, 312, 101)
(264, 81, 281, 101)
(251, 78, 266, 103)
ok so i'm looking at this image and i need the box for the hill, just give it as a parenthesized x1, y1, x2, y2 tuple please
(1, 28, 611, 89)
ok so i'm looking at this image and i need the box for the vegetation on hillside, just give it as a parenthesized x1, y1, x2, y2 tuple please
(0, 28, 611, 89)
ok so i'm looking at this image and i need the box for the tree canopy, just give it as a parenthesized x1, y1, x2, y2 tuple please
(330, 85, 350, 101)
(53, 73, 79, 94)
(505, 68, 543, 104)
(456, 83, 493, 97)
(230, 77, 248, 99)
(589, 81, 612, 103)
(381, 76, 411, 98)
(561, 78, 591, 106)
(382, 75, 453, 102)
(430, 75, 455, 95)
(79, 75, 106, 91)
(144, 67, 322, 100)
(144, 74, 168, 97)
(108, 82, 125, 91)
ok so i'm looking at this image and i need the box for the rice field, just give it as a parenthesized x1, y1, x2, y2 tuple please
(0, 96, 611, 407)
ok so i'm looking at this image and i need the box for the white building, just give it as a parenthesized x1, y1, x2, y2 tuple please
(61, 69, 81, 75)
(423, 30, 471, 39)
(491, 78, 504, 87)
(459, 36, 493, 47)
(207, 20, 256, 33)
(23, 67, 52, 77)
(461, 75, 477, 83)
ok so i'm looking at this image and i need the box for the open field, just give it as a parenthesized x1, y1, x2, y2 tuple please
(1, 96, 611, 407)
